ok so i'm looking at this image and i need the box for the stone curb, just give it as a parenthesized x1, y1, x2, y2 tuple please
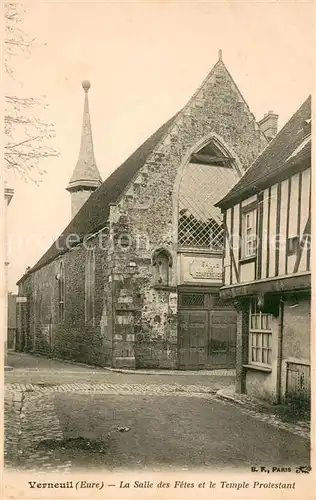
(216, 389, 310, 440)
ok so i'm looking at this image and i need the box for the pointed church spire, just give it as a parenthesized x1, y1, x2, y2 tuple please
(67, 81, 102, 219)
(218, 49, 222, 61)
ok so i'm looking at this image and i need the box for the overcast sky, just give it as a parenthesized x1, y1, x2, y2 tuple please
(5, 1, 314, 292)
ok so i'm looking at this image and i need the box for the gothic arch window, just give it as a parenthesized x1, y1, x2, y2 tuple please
(152, 249, 172, 286)
(85, 247, 95, 326)
(178, 138, 240, 251)
(58, 261, 65, 322)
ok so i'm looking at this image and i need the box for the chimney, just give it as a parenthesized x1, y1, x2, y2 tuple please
(258, 110, 279, 142)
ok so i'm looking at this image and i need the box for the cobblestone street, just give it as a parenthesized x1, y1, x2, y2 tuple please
(5, 352, 310, 472)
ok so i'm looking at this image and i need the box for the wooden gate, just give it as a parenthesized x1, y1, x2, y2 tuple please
(178, 291, 236, 369)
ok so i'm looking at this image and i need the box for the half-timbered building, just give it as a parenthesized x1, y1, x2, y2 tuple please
(216, 96, 311, 402)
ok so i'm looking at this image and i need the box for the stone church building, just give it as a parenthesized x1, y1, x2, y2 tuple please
(17, 53, 272, 369)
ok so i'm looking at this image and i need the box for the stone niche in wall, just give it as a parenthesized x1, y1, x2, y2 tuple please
(178, 252, 223, 285)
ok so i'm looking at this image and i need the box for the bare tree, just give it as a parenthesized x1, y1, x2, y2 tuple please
(4, 3, 58, 183)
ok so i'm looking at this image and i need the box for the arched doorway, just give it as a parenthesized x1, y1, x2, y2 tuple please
(174, 135, 241, 369)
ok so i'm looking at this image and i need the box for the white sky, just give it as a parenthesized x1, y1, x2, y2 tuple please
(5, 1, 314, 292)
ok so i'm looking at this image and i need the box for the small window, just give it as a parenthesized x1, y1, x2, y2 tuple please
(249, 299, 272, 367)
(287, 236, 299, 256)
(242, 208, 257, 258)
(58, 261, 65, 322)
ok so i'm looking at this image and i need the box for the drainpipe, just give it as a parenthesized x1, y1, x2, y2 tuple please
(276, 297, 284, 404)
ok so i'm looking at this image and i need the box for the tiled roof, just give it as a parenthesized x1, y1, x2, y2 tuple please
(23, 114, 178, 276)
(216, 95, 311, 209)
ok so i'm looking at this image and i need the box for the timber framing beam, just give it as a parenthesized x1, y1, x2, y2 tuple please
(223, 221, 240, 283)
(293, 213, 311, 273)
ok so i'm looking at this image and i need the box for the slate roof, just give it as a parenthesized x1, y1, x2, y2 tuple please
(216, 96, 311, 209)
(20, 113, 178, 278)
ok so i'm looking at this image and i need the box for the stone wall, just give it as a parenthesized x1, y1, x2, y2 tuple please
(18, 230, 113, 367)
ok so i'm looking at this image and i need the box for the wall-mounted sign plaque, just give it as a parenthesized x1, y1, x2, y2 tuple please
(189, 259, 222, 281)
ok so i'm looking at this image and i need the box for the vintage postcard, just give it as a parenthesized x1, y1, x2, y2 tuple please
(2, 1, 314, 499)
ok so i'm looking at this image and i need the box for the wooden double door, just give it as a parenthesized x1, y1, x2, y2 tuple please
(178, 291, 237, 369)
